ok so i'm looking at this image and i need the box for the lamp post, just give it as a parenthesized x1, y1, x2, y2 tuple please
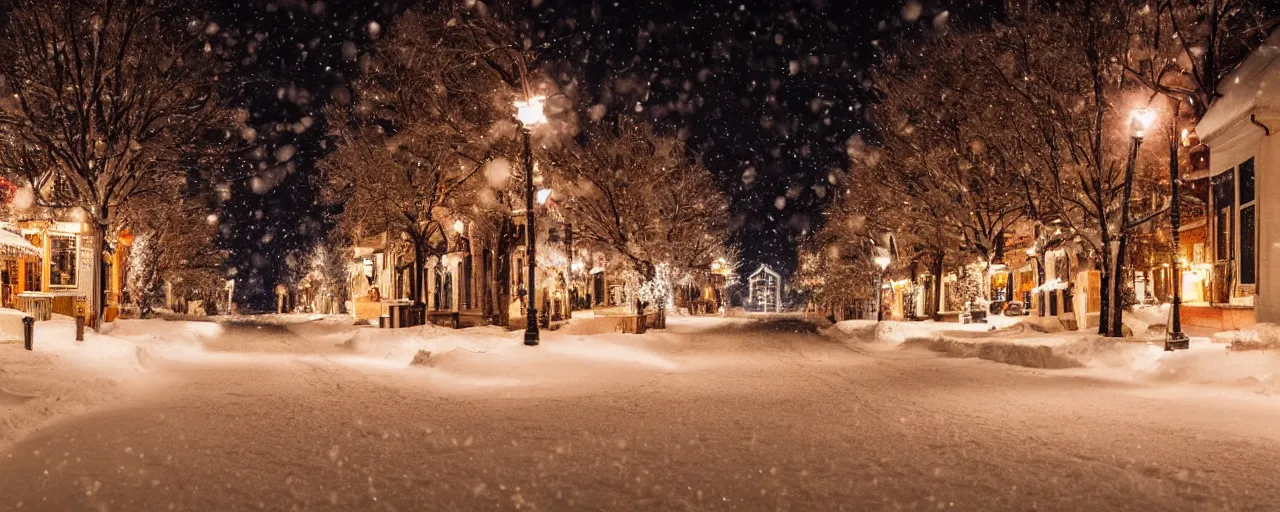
(515, 96, 547, 346)
(1167, 105, 1191, 351)
(1109, 108, 1156, 337)
(874, 253, 891, 322)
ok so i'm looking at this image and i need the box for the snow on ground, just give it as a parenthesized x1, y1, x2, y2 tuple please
(2, 314, 762, 442)
(0, 317, 156, 444)
(827, 313, 1280, 395)
(10, 310, 1280, 450)
(11, 315, 1280, 510)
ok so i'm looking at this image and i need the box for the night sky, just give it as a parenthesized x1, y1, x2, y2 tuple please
(206, 0, 968, 305)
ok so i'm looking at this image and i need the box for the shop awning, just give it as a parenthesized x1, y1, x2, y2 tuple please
(0, 229, 39, 259)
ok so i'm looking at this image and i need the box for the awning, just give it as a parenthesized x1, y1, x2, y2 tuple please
(0, 229, 39, 259)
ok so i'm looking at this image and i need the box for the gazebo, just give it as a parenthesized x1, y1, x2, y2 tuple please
(747, 264, 783, 313)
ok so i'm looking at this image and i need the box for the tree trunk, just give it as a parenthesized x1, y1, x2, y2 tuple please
(1111, 238, 1129, 336)
(1110, 137, 1142, 337)
(1098, 243, 1112, 336)
(411, 239, 427, 306)
(929, 253, 944, 320)
(91, 220, 107, 331)
(493, 222, 514, 328)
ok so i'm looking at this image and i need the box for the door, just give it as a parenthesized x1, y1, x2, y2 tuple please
(1211, 170, 1235, 304)
(592, 272, 605, 306)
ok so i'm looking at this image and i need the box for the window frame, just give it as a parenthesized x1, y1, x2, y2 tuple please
(1238, 158, 1258, 287)
(48, 233, 78, 288)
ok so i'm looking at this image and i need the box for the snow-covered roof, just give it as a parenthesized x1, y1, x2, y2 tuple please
(748, 264, 780, 280)
(1197, 31, 1280, 143)
(0, 229, 38, 258)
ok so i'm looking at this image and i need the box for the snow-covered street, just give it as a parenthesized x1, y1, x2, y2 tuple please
(4, 316, 1280, 510)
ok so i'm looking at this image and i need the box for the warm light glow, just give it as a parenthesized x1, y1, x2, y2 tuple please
(873, 255, 891, 270)
(536, 188, 552, 204)
(1129, 108, 1157, 139)
(453, 219, 466, 234)
(571, 261, 585, 272)
(515, 96, 547, 126)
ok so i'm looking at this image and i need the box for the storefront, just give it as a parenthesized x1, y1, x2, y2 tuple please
(1186, 30, 1279, 328)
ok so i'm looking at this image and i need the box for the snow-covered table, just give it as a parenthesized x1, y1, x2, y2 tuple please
(0, 307, 31, 342)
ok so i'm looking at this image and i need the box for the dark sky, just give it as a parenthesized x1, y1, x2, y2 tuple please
(206, 0, 408, 307)
(205, 0, 967, 305)
(528, 0, 973, 277)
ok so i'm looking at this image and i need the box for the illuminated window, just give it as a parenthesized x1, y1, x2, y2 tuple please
(1240, 159, 1257, 285)
(50, 235, 77, 287)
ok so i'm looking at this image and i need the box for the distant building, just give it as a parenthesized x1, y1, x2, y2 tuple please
(747, 264, 783, 313)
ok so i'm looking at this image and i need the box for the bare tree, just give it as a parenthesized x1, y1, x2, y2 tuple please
(305, 231, 353, 315)
(0, 0, 237, 328)
(548, 118, 731, 296)
(322, 5, 527, 306)
(857, 31, 1030, 318)
(120, 177, 226, 317)
(973, 0, 1170, 336)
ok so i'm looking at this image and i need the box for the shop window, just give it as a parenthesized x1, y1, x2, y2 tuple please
(1240, 158, 1255, 204)
(1212, 170, 1234, 262)
(1215, 206, 1232, 261)
(24, 260, 39, 292)
(49, 235, 77, 287)
(1239, 158, 1257, 286)
(461, 257, 472, 309)
(1241, 205, 1256, 285)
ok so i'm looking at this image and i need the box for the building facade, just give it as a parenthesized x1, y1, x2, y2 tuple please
(1185, 31, 1280, 328)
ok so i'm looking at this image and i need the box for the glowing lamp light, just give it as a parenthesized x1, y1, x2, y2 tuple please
(117, 229, 135, 246)
(873, 255, 891, 271)
(453, 219, 466, 234)
(1129, 108, 1157, 139)
(536, 188, 552, 205)
(515, 96, 547, 127)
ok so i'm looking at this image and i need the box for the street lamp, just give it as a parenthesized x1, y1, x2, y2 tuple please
(1109, 107, 1156, 338)
(515, 95, 547, 346)
(1167, 120, 1194, 350)
(1128, 108, 1157, 139)
(1125, 107, 1189, 349)
(874, 253, 891, 322)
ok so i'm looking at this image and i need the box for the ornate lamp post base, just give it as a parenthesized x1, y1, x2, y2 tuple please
(524, 307, 540, 346)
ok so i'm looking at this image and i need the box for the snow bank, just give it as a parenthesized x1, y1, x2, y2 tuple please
(1222, 323, 1280, 351)
(339, 324, 512, 361)
(853, 315, 1280, 394)
(0, 318, 161, 445)
(900, 336, 1085, 369)
(825, 315, 1024, 345)
(339, 322, 684, 376)
(1125, 304, 1171, 336)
